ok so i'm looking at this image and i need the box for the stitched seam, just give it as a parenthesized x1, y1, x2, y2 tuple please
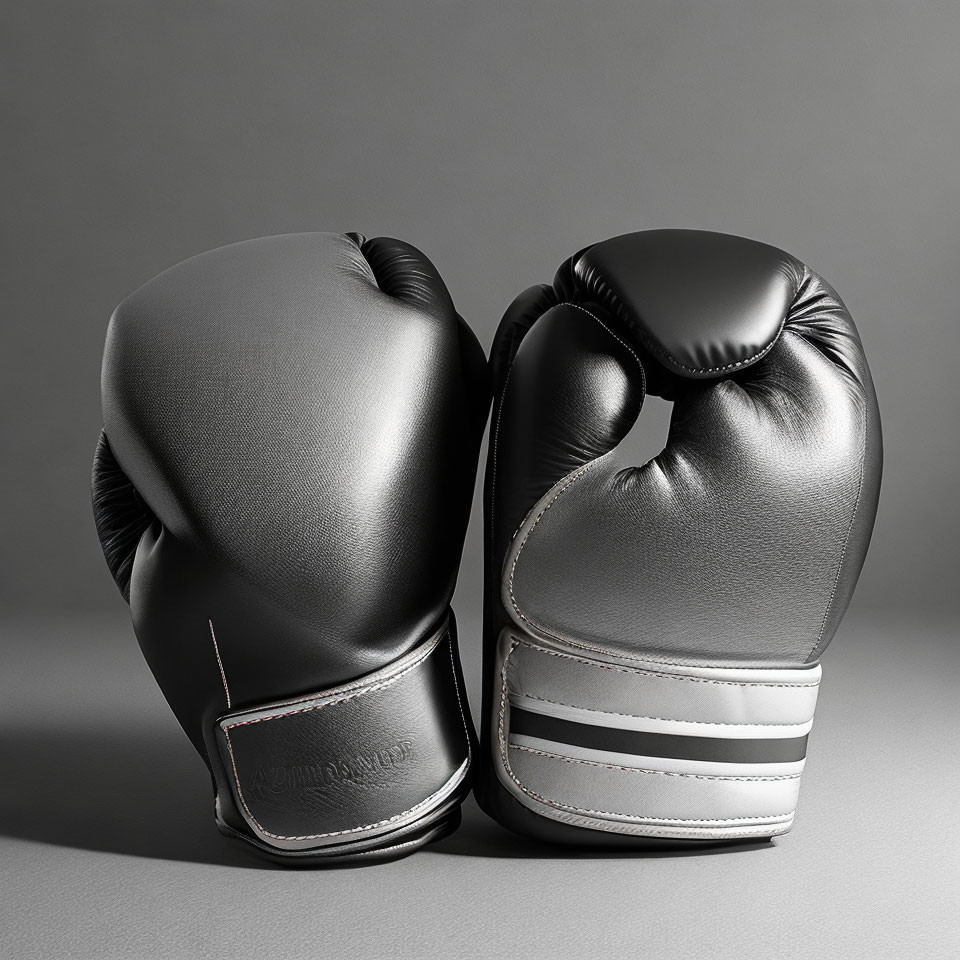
(209, 619, 231, 710)
(354, 835, 437, 857)
(509, 744, 801, 781)
(224, 636, 441, 713)
(573, 825, 791, 838)
(564, 303, 647, 395)
(523, 627, 820, 671)
(224, 629, 469, 841)
(649, 331, 782, 375)
(506, 783, 795, 824)
(520, 640, 820, 688)
(514, 691, 812, 726)
(222, 631, 439, 730)
(507, 462, 596, 623)
(497, 636, 520, 783)
(446, 629, 473, 769)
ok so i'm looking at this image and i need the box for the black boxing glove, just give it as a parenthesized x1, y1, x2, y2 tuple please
(479, 229, 881, 845)
(93, 233, 487, 863)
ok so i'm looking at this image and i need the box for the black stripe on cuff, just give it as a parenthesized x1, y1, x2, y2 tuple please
(510, 708, 807, 764)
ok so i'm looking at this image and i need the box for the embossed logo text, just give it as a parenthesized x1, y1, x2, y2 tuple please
(249, 740, 414, 799)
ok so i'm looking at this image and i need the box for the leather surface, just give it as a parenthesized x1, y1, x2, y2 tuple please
(480, 229, 882, 844)
(488, 302, 645, 568)
(92, 232, 487, 862)
(216, 624, 468, 850)
(563, 230, 803, 377)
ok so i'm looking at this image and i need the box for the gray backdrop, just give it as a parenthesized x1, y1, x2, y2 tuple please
(3, 0, 959, 619)
(2, 3, 958, 959)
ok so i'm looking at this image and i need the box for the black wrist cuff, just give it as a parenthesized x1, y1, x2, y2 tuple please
(211, 615, 472, 861)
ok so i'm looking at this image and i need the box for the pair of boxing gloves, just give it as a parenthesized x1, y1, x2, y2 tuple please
(92, 229, 881, 864)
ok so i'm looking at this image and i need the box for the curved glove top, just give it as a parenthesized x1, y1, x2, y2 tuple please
(93, 233, 487, 864)
(480, 230, 881, 844)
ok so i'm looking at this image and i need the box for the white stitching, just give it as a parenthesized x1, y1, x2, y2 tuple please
(564, 303, 647, 394)
(524, 621, 823, 670)
(222, 631, 439, 730)
(509, 744, 801, 782)
(354, 834, 439, 857)
(532, 629, 758, 669)
(642, 321, 784, 375)
(514, 615, 824, 672)
(208, 619, 231, 710)
(577, 825, 789, 839)
(507, 781, 795, 824)
(497, 636, 519, 775)
(446, 626, 473, 770)
(507, 462, 597, 624)
(518, 639, 820, 688)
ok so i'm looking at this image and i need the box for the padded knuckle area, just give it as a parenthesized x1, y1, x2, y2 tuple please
(567, 229, 804, 378)
(101, 233, 470, 629)
(358, 235, 457, 317)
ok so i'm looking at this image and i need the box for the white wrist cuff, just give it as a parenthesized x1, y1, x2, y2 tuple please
(493, 628, 821, 840)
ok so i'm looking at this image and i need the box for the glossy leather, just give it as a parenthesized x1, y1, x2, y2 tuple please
(480, 229, 882, 845)
(93, 232, 487, 863)
(563, 230, 799, 376)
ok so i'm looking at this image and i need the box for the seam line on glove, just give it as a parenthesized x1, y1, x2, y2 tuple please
(517, 640, 820, 688)
(508, 461, 596, 625)
(222, 629, 438, 730)
(208, 619, 231, 710)
(447, 626, 473, 772)
(564, 302, 647, 390)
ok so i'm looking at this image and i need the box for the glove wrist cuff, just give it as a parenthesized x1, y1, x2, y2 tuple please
(211, 615, 473, 861)
(492, 627, 821, 841)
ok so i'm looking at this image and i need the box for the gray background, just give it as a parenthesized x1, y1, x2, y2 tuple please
(2, 2, 958, 958)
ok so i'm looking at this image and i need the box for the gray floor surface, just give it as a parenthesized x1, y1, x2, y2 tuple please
(1, 610, 956, 959)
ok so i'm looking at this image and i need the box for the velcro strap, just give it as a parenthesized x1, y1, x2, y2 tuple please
(494, 628, 821, 840)
(215, 620, 470, 852)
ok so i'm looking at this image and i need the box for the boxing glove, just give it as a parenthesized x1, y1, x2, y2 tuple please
(479, 229, 881, 844)
(93, 233, 487, 864)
